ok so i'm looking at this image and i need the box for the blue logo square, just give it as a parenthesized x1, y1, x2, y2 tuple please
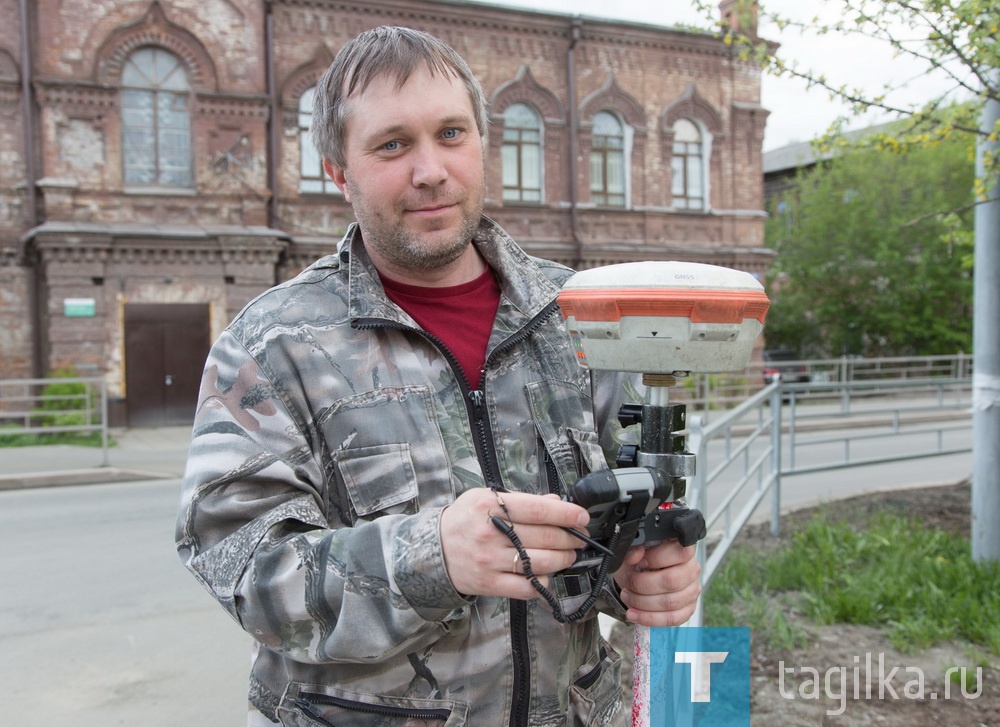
(649, 627, 750, 726)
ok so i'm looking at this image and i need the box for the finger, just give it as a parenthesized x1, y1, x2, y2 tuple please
(622, 581, 702, 627)
(491, 491, 589, 529)
(494, 522, 588, 552)
(619, 567, 701, 607)
(634, 540, 697, 571)
(492, 573, 554, 601)
(615, 559, 702, 626)
(504, 547, 579, 578)
(615, 551, 701, 596)
(620, 545, 646, 568)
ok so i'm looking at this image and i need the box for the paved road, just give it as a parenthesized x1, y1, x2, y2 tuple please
(0, 478, 249, 725)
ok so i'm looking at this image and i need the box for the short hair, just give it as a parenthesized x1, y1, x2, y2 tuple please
(311, 26, 489, 169)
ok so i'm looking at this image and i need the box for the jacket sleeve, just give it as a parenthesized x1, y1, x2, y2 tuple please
(175, 330, 471, 665)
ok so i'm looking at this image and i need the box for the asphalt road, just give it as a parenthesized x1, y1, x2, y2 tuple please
(0, 478, 249, 726)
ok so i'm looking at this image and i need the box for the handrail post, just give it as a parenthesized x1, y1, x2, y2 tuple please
(100, 378, 109, 467)
(687, 412, 707, 630)
(770, 384, 782, 537)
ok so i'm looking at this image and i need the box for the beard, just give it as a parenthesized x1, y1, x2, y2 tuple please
(345, 174, 486, 273)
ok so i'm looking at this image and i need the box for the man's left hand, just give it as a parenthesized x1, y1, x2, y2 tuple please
(612, 540, 701, 627)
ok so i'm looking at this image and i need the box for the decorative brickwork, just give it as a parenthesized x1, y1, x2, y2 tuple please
(93, 1, 218, 92)
(6, 0, 771, 417)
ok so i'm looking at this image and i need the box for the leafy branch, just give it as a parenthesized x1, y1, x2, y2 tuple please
(691, 0, 999, 133)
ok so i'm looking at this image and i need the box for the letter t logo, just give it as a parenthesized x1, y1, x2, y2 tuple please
(674, 651, 730, 702)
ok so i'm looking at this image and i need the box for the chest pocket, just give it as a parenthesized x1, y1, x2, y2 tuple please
(321, 385, 456, 522)
(525, 379, 609, 492)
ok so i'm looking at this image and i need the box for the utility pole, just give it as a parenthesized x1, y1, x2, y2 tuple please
(972, 67, 1000, 563)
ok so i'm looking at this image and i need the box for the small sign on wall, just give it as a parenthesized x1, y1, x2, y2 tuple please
(64, 297, 96, 317)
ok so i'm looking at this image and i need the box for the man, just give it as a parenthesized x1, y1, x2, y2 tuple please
(176, 26, 700, 726)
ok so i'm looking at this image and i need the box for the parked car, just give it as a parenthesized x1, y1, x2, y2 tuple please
(762, 349, 811, 384)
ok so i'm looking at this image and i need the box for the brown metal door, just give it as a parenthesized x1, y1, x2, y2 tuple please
(124, 303, 210, 427)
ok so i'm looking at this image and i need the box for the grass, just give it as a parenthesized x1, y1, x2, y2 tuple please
(704, 512, 1000, 656)
(0, 424, 110, 448)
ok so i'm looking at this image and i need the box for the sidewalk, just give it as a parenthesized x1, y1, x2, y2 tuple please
(0, 426, 192, 490)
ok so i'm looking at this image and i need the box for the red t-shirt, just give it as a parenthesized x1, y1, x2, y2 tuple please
(381, 268, 501, 391)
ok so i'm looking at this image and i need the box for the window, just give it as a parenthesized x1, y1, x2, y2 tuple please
(501, 103, 542, 202)
(590, 111, 625, 207)
(671, 118, 704, 210)
(299, 87, 338, 194)
(121, 48, 192, 187)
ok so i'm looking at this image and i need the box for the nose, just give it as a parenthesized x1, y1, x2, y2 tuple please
(410, 142, 448, 188)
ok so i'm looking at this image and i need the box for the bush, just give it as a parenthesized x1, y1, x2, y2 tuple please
(0, 368, 107, 447)
(32, 367, 98, 429)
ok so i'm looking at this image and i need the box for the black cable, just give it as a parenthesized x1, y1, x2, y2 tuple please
(490, 514, 621, 623)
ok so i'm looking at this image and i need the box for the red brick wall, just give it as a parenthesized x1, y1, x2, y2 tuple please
(5, 0, 771, 387)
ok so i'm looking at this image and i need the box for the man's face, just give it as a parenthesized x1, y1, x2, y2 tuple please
(325, 65, 486, 279)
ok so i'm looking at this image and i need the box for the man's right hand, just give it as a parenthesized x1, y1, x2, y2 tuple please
(439, 489, 590, 600)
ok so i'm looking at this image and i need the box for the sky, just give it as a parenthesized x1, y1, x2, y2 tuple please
(484, 0, 966, 152)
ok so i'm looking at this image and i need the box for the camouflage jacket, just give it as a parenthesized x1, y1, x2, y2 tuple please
(176, 217, 637, 726)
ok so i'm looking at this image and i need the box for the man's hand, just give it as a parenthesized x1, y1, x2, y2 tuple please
(440, 490, 589, 600)
(613, 540, 701, 627)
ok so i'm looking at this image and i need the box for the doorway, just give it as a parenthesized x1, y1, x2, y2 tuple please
(124, 303, 210, 427)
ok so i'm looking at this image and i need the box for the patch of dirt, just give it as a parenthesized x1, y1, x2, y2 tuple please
(738, 480, 999, 726)
(610, 480, 998, 725)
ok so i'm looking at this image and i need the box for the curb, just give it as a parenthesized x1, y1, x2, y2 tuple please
(0, 468, 176, 491)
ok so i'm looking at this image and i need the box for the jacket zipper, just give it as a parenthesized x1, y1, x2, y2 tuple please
(354, 300, 559, 490)
(355, 301, 560, 727)
(542, 446, 561, 496)
(296, 694, 451, 723)
(354, 317, 501, 484)
(574, 645, 609, 692)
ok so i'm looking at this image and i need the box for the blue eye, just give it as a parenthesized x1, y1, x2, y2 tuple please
(442, 128, 459, 140)
(383, 140, 400, 151)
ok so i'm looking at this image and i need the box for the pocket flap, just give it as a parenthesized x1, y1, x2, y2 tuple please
(334, 443, 418, 517)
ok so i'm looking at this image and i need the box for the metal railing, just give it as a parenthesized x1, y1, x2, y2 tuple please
(675, 353, 974, 415)
(686, 373, 974, 598)
(0, 377, 110, 465)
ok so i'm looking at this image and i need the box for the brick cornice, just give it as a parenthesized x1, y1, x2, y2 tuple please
(37, 239, 284, 266)
(196, 93, 271, 119)
(34, 80, 117, 107)
(271, 0, 572, 39)
(30, 225, 285, 266)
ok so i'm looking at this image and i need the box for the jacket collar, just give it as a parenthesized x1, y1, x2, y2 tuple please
(337, 217, 563, 326)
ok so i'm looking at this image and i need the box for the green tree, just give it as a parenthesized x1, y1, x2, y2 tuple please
(765, 124, 975, 357)
(692, 0, 999, 179)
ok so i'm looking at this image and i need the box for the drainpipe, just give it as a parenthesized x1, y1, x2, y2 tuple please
(264, 1, 280, 232)
(18, 0, 44, 378)
(567, 18, 582, 268)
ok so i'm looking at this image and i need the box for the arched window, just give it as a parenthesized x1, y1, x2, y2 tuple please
(671, 118, 705, 210)
(299, 87, 338, 194)
(121, 48, 192, 187)
(590, 111, 625, 207)
(501, 103, 542, 202)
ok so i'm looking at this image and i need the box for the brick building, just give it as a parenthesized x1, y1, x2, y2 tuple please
(1, 0, 772, 426)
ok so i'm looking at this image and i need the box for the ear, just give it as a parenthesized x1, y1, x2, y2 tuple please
(323, 159, 350, 201)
